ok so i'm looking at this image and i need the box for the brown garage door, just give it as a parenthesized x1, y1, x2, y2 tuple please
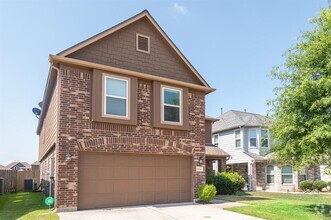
(78, 152, 192, 209)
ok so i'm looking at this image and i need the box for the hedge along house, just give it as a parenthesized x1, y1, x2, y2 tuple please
(37, 10, 215, 211)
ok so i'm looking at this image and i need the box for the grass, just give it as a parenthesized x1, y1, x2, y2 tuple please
(217, 191, 331, 220)
(0, 192, 59, 220)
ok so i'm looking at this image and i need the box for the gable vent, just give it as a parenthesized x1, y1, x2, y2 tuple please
(136, 33, 150, 54)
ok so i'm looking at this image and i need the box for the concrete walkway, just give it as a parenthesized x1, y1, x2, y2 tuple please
(59, 201, 262, 220)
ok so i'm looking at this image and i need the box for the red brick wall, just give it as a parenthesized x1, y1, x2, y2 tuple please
(55, 66, 206, 210)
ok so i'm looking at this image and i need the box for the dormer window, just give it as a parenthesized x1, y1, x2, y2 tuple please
(136, 33, 150, 54)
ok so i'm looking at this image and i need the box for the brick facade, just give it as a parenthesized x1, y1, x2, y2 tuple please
(55, 66, 206, 210)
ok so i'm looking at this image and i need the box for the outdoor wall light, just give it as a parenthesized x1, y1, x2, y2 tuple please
(198, 156, 204, 164)
(66, 151, 72, 162)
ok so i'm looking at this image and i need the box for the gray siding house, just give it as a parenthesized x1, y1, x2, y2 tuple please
(212, 110, 331, 192)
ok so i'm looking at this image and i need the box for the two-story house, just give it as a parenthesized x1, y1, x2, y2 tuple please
(36, 10, 216, 211)
(212, 110, 331, 192)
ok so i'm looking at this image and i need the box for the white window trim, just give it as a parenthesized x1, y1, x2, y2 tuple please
(249, 128, 258, 148)
(161, 85, 183, 125)
(136, 33, 150, 54)
(266, 165, 275, 184)
(213, 134, 219, 145)
(281, 166, 294, 185)
(234, 129, 241, 149)
(103, 74, 130, 119)
(260, 128, 269, 148)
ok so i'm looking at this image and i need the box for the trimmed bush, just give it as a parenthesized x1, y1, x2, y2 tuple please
(206, 172, 245, 195)
(299, 180, 313, 192)
(313, 180, 327, 192)
(198, 184, 217, 202)
(326, 181, 331, 192)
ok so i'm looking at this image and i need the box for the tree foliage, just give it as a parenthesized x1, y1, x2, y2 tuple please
(269, 6, 331, 169)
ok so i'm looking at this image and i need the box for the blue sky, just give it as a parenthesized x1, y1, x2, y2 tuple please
(0, 0, 328, 165)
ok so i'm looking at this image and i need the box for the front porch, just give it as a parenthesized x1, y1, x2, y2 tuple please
(205, 144, 230, 175)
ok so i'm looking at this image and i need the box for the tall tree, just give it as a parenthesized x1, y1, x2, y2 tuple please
(269, 6, 331, 169)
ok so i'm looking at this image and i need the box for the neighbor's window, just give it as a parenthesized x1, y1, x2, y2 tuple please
(162, 87, 182, 123)
(281, 166, 293, 184)
(299, 168, 307, 182)
(104, 76, 128, 117)
(261, 129, 269, 148)
(213, 134, 219, 145)
(266, 165, 275, 184)
(235, 130, 241, 148)
(249, 128, 257, 147)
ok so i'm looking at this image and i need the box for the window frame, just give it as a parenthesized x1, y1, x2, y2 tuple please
(161, 85, 183, 125)
(136, 33, 150, 54)
(103, 74, 130, 119)
(281, 165, 293, 184)
(213, 134, 219, 145)
(249, 128, 258, 148)
(234, 129, 241, 148)
(266, 165, 275, 184)
(299, 168, 307, 182)
(260, 128, 269, 148)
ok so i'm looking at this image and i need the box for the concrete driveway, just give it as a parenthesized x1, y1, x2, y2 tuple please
(59, 202, 262, 220)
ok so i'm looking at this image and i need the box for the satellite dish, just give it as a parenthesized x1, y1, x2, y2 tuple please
(38, 101, 43, 108)
(32, 108, 41, 118)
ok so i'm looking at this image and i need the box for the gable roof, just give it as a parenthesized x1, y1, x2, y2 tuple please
(6, 162, 31, 169)
(212, 110, 270, 133)
(57, 10, 210, 88)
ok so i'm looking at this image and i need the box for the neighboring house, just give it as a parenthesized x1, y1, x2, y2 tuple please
(37, 10, 215, 211)
(31, 161, 40, 171)
(205, 116, 230, 174)
(6, 162, 31, 171)
(212, 110, 331, 192)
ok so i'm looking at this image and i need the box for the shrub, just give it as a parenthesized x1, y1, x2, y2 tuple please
(299, 180, 313, 192)
(326, 181, 331, 192)
(198, 184, 217, 202)
(206, 172, 245, 195)
(313, 180, 327, 192)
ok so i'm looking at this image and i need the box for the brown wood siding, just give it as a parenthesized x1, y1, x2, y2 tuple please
(67, 17, 203, 86)
(78, 152, 192, 209)
(39, 81, 58, 160)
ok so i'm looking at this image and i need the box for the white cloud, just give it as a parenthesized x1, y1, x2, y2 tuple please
(174, 3, 188, 15)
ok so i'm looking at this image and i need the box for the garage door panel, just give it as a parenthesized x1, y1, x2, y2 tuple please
(78, 152, 192, 209)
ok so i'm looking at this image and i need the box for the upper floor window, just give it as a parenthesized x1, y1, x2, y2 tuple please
(249, 128, 257, 148)
(235, 130, 241, 148)
(104, 76, 129, 118)
(266, 165, 274, 184)
(213, 134, 219, 145)
(261, 129, 269, 148)
(281, 166, 293, 184)
(161, 86, 182, 124)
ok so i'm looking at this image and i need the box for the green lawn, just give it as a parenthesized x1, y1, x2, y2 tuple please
(0, 192, 59, 220)
(217, 191, 331, 220)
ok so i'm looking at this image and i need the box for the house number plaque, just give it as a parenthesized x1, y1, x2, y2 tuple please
(196, 166, 203, 172)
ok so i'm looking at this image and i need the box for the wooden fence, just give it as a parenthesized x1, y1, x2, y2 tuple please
(0, 170, 39, 193)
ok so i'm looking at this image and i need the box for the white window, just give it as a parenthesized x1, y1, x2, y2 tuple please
(213, 134, 219, 145)
(104, 76, 129, 118)
(161, 87, 182, 124)
(235, 130, 241, 148)
(266, 165, 274, 184)
(299, 168, 307, 182)
(261, 129, 269, 148)
(249, 128, 257, 148)
(281, 166, 293, 184)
